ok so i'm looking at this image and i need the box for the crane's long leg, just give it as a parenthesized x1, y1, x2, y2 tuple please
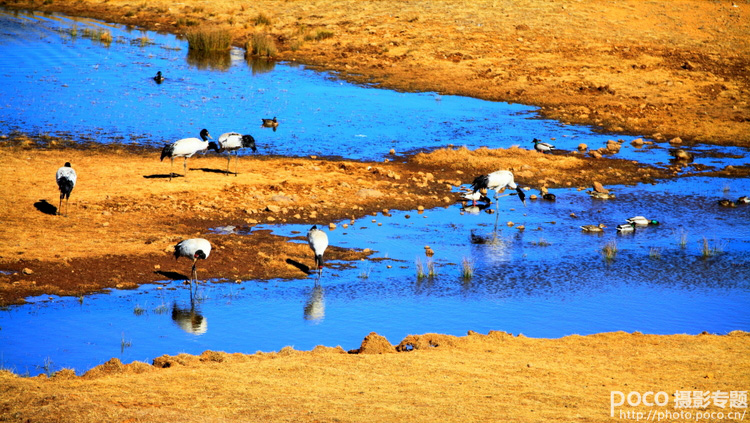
(183, 157, 188, 177)
(191, 258, 197, 293)
(169, 157, 174, 181)
(234, 152, 239, 177)
(225, 155, 231, 176)
(58, 195, 63, 216)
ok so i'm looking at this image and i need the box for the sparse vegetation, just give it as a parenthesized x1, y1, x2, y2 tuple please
(186, 28, 231, 52)
(601, 239, 618, 260)
(304, 29, 334, 42)
(701, 238, 724, 258)
(649, 247, 661, 259)
(675, 228, 688, 249)
(254, 12, 272, 26)
(358, 266, 372, 279)
(153, 304, 169, 314)
(426, 259, 437, 278)
(247, 32, 277, 57)
(416, 257, 425, 279)
(533, 238, 550, 247)
(461, 257, 474, 280)
(120, 332, 132, 353)
(133, 304, 146, 315)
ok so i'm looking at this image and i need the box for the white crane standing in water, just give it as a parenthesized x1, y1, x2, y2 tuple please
(173, 238, 212, 293)
(470, 170, 526, 207)
(216, 132, 257, 176)
(160, 129, 219, 181)
(56, 162, 77, 217)
(307, 225, 328, 280)
(470, 170, 526, 232)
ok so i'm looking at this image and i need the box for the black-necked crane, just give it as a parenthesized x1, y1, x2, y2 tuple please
(261, 117, 279, 132)
(532, 138, 555, 154)
(56, 162, 77, 217)
(160, 129, 219, 181)
(307, 225, 328, 280)
(173, 238, 212, 293)
(153, 71, 165, 84)
(470, 170, 526, 207)
(216, 132, 257, 176)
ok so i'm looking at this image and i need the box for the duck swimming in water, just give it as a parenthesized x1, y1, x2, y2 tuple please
(626, 216, 659, 226)
(580, 223, 607, 232)
(616, 222, 637, 233)
(153, 71, 165, 83)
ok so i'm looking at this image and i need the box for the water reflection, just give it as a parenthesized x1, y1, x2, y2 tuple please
(304, 285, 325, 323)
(186, 49, 232, 71)
(171, 300, 207, 335)
(246, 56, 276, 75)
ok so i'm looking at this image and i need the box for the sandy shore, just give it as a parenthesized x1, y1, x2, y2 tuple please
(1, 331, 748, 422)
(0, 1, 748, 421)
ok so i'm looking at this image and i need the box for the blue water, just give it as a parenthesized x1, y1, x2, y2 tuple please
(1, 8, 748, 168)
(0, 9, 749, 376)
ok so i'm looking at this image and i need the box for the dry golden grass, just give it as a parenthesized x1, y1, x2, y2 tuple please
(1, 331, 748, 422)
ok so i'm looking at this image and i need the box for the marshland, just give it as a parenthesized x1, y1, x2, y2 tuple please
(0, 1, 749, 422)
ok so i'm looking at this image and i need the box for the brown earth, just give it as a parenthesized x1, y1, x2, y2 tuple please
(1, 1, 749, 421)
(1, 330, 748, 422)
(1, 0, 748, 147)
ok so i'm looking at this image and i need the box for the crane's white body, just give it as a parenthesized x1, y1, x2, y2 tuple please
(161, 129, 214, 180)
(217, 132, 257, 175)
(174, 238, 212, 260)
(56, 163, 77, 216)
(168, 138, 211, 159)
(173, 238, 212, 292)
(471, 170, 525, 204)
(307, 226, 328, 278)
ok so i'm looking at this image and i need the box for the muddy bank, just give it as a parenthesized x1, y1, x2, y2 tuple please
(0, 137, 675, 306)
(1, 330, 748, 422)
(1, 0, 748, 147)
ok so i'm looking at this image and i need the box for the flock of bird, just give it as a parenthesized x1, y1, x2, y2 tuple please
(51, 93, 747, 288)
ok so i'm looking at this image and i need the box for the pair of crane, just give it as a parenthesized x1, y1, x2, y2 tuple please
(173, 225, 328, 292)
(159, 128, 258, 181)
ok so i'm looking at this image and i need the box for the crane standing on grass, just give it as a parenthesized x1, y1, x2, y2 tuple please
(56, 162, 77, 217)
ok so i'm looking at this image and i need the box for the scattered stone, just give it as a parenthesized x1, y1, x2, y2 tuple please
(389, 149, 396, 155)
(417, 205, 425, 211)
(592, 182, 610, 193)
(342, 223, 349, 229)
(516, 225, 525, 231)
(631, 138, 644, 146)
(669, 137, 683, 145)
(507, 221, 514, 227)
(578, 143, 587, 151)
(356, 188, 384, 198)
(589, 151, 602, 159)
(529, 194, 538, 200)
(22, 268, 33, 275)
(328, 223, 336, 230)
(270, 195, 294, 203)
(570, 212, 577, 218)
(265, 205, 281, 213)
